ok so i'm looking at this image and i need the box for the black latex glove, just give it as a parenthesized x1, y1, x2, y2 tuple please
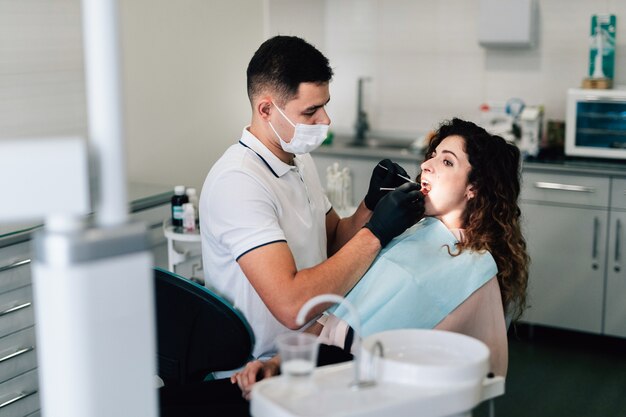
(364, 182, 425, 247)
(363, 159, 412, 210)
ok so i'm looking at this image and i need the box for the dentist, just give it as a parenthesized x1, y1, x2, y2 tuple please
(199, 35, 423, 370)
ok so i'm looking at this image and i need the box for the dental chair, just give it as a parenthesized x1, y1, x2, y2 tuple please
(153, 267, 255, 386)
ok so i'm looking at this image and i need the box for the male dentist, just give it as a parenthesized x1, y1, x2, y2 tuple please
(200, 35, 423, 368)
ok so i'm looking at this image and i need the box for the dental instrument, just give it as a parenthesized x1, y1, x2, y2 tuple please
(376, 163, 417, 184)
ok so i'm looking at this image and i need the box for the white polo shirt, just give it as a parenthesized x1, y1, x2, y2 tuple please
(200, 127, 331, 361)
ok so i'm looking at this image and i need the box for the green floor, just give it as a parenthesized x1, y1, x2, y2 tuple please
(474, 324, 626, 417)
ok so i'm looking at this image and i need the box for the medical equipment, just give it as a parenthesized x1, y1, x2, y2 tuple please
(0, 1, 158, 416)
(296, 294, 376, 390)
(252, 299, 505, 417)
(376, 163, 417, 184)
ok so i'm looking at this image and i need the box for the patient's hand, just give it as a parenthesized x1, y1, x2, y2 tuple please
(230, 358, 280, 400)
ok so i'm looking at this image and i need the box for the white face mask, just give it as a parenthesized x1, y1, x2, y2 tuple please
(268, 101, 329, 155)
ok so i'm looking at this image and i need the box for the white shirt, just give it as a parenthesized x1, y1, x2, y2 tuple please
(200, 127, 331, 361)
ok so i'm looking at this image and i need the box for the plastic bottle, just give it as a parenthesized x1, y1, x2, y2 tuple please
(182, 203, 196, 233)
(171, 185, 188, 229)
(186, 187, 199, 224)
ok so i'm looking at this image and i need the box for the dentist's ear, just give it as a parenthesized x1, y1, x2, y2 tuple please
(257, 98, 272, 121)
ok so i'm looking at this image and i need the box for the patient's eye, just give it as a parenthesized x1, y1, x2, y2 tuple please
(443, 159, 453, 167)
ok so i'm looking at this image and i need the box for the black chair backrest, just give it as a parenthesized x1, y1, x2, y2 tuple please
(154, 268, 254, 386)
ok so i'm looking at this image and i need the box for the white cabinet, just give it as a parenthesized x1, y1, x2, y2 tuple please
(0, 240, 38, 417)
(605, 179, 626, 338)
(521, 170, 626, 337)
(520, 171, 610, 333)
(521, 202, 607, 333)
(0, 197, 170, 417)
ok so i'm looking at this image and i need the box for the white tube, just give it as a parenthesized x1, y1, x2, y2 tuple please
(81, 0, 128, 227)
(296, 294, 363, 387)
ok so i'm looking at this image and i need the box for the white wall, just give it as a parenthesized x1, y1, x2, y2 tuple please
(268, 0, 626, 139)
(0, 0, 87, 139)
(5, 1, 625, 194)
(0, 0, 265, 194)
(121, 0, 265, 191)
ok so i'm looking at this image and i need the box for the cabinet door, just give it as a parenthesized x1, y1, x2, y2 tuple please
(521, 202, 607, 333)
(605, 210, 626, 337)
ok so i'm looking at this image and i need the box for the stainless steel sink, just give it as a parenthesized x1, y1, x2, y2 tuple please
(347, 138, 412, 150)
(323, 135, 424, 156)
(342, 137, 423, 155)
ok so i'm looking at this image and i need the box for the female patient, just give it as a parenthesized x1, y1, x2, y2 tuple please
(233, 118, 529, 396)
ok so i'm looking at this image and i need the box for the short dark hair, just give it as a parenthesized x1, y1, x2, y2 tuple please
(246, 35, 333, 104)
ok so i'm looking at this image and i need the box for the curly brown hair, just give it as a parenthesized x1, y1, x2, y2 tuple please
(423, 118, 529, 320)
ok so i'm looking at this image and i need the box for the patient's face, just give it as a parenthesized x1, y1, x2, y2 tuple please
(419, 135, 474, 229)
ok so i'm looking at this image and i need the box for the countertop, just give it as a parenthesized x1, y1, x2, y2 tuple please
(314, 135, 424, 162)
(313, 138, 626, 177)
(0, 182, 173, 247)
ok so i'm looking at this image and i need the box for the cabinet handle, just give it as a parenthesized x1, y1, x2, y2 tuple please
(0, 258, 31, 273)
(592, 217, 599, 270)
(0, 302, 31, 317)
(534, 182, 595, 193)
(615, 219, 622, 273)
(0, 390, 37, 409)
(0, 346, 34, 363)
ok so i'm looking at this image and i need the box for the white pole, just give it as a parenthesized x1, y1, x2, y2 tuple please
(82, 0, 128, 227)
(31, 1, 158, 416)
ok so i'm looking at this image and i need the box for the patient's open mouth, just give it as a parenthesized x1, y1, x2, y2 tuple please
(420, 179, 431, 195)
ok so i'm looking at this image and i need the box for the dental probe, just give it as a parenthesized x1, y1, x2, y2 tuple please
(377, 163, 417, 184)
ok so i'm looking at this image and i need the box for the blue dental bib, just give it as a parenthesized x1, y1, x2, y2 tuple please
(333, 217, 497, 337)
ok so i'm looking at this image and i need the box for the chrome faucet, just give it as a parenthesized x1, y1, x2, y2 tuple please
(354, 77, 371, 145)
(296, 294, 378, 390)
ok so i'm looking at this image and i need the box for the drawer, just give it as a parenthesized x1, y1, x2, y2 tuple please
(0, 286, 34, 337)
(0, 261, 31, 296)
(0, 327, 36, 384)
(521, 171, 609, 208)
(0, 242, 32, 295)
(610, 178, 626, 210)
(0, 369, 39, 417)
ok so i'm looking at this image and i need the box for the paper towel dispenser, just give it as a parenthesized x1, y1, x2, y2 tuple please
(478, 0, 537, 48)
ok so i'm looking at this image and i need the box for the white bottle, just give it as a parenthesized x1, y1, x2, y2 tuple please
(182, 203, 196, 233)
(186, 187, 199, 223)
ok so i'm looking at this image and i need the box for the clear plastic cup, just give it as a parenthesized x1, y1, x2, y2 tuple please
(276, 332, 319, 379)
